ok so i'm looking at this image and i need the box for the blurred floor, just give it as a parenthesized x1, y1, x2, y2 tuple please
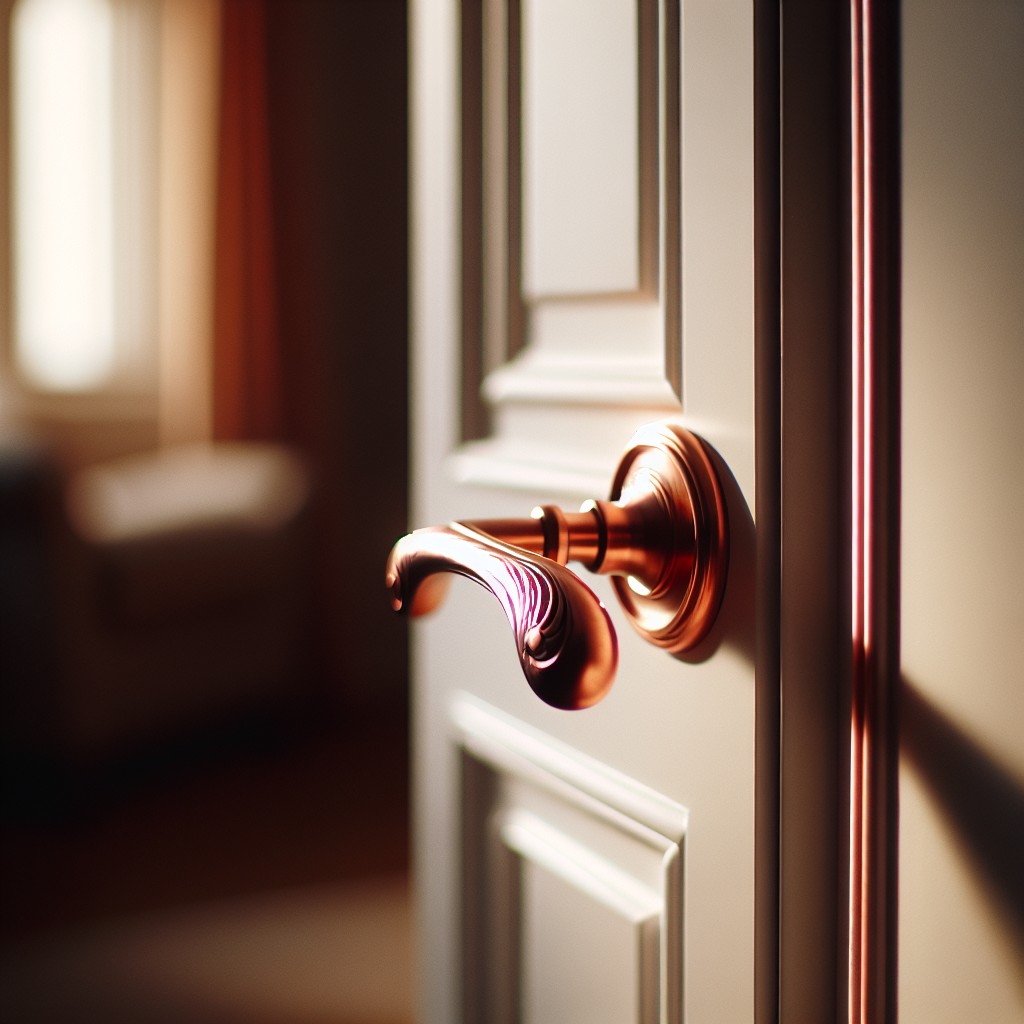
(0, 706, 413, 1023)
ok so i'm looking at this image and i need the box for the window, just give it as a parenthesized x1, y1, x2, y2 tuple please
(10, 0, 159, 395)
(3, 0, 219, 456)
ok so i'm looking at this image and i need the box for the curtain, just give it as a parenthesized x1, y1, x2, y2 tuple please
(210, 0, 410, 707)
(213, 0, 281, 443)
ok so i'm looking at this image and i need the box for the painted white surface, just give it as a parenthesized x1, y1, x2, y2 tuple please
(411, 2, 755, 1023)
(900, 1, 1024, 1019)
(520, 859, 646, 1024)
(456, 696, 680, 1024)
(521, 0, 639, 298)
(468, 0, 688, 490)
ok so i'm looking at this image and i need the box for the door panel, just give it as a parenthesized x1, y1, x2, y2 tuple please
(411, 1, 756, 1022)
(521, 0, 643, 297)
(457, 696, 682, 1024)
(458, 0, 682, 486)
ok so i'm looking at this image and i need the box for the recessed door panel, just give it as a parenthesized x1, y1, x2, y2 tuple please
(519, 845, 653, 1024)
(456, 697, 683, 1023)
(460, 0, 683, 487)
(521, 0, 641, 298)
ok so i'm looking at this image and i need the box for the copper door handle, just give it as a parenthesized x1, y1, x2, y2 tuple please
(385, 422, 729, 709)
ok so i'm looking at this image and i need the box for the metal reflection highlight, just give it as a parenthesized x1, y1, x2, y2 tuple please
(386, 523, 616, 710)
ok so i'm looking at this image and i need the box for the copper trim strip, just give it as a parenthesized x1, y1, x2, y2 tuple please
(848, 0, 899, 1018)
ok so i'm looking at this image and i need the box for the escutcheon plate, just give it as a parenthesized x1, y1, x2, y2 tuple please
(607, 423, 729, 654)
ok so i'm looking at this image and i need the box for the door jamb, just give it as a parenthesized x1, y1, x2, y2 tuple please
(770, 2, 901, 1021)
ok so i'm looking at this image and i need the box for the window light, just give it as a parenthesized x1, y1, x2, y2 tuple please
(12, 0, 117, 391)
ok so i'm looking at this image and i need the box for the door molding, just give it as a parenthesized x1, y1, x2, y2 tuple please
(454, 695, 687, 1023)
(775, 0, 849, 1020)
(456, 0, 686, 492)
(847, 1, 900, 1020)
(773, 1, 901, 1021)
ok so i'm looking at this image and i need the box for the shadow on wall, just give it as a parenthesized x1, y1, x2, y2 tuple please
(900, 679, 1024, 958)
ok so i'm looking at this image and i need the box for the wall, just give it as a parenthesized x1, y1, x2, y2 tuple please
(900, 1, 1024, 1018)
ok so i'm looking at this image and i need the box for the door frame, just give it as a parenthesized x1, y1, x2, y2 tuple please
(767, 1, 900, 1020)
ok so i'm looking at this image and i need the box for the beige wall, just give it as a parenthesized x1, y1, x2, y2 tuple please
(900, 1, 1024, 1019)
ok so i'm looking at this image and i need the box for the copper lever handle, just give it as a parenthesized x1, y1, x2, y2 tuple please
(385, 422, 729, 710)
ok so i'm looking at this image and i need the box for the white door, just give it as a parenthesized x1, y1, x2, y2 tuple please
(402, 3, 1023, 1021)
(407, 2, 762, 1021)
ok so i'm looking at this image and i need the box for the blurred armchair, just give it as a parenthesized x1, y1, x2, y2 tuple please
(0, 436, 312, 765)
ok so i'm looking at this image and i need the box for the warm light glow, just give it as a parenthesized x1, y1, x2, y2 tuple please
(12, 0, 116, 390)
(626, 575, 652, 597)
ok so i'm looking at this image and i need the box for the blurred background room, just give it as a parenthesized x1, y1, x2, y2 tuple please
(0, 0, 412, 1020)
